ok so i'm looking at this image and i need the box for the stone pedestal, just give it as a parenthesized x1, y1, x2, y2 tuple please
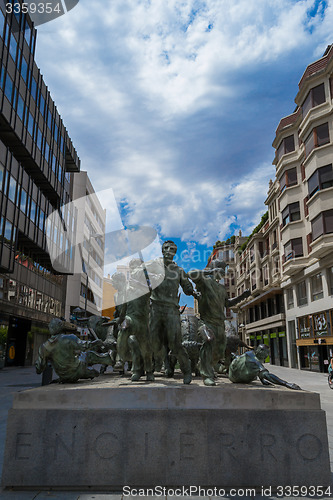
(2, 376, 331, 489)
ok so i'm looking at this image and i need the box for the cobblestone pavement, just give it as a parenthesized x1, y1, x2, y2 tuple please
(0, 364, 332, 499)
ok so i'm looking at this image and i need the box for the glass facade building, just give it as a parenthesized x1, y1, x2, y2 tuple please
(0, 0, 80, 366)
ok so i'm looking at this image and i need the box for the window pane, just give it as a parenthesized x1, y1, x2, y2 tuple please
(27, 112, 34, 136)
(9, 34, 17, 61)
(287, 168, 297, 186)
(312, 213, 323, 240)
(308, 170, 319, 197)
(20, 190, 27, 211)
(21, 57, 28, 82)
(284, 135, 295, 154)
(292, 237, 303, 257)
(17, 94, 24, 120)
(4, 75, 13, 102)
(4, 220, 13, 242)
(290, 202, 300, 221)
(311, 273, 323, 301)
(279, 173, 286, 191)
(319, 164, 333, 189)
(8, 176, 17, 203)
(316, 123, 329, 146)
(297, 281, 307, 306)
(324, 210, 333, 234)
(30, 200, 36, 222)
(312, 83, 325, 107)
(302, 91, 312, 117)
(284, 241, 292, 260)
(305, 131, 315, 156)
(0, 164, 3, 189)
(282, 206, 289, 226)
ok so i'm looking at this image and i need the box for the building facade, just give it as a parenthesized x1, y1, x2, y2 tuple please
(274, 45, 333, 373)
(0, 2, 80, 365)
(65, 171, 105, 321)
(232, 45, 333, 372)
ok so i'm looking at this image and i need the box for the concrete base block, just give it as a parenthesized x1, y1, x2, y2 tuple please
(2, 377, 331, 489)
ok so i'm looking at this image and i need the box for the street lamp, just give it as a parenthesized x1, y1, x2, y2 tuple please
(84, 232, 104, 317)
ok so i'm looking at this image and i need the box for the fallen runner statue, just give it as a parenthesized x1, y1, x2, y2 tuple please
(35, 319, 114, 383)
(228, 344, 301, 390)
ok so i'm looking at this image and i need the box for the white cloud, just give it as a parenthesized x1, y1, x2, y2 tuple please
(35, 0, 330, 250)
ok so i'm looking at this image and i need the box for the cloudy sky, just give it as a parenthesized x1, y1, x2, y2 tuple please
(35, 0, 331, 272)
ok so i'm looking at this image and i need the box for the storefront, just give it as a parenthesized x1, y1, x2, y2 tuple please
(248, 328, 288, 366)
(296, 309, 333, 373)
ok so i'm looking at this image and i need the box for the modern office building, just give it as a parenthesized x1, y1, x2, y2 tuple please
(0, 2, 80, 365)
(65, 171, 105, 321)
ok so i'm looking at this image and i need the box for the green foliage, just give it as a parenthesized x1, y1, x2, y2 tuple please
(238, 211, 269, 255)
(0, 326, 8, 347)
(213, 234, 236, 249)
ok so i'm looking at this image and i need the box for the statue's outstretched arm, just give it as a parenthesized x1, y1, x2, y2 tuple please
(227, 289, 251, 307)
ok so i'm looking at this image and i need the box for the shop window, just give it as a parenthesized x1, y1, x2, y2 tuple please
(279, 167, 297, 192)
(282, 202, 300, 226)
(313, 311, 328, 336)
(311, 210, 333, 240)
(298, 315, 311, 338)
(308, 164, 333, 198)
(276, 135, 295, 162)
(311, 273, 323, 301)
(284, 238, 303, 261)
(302, 83, 326, 117)
(304, 123, 330, 157)
(286, 288, 294, 309)
(296, 281, 307, 306)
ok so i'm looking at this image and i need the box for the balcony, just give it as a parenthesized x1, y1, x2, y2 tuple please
(310, 233, 333, 259)
(307, 187, 333, 221)
(283, 255, 308, 277)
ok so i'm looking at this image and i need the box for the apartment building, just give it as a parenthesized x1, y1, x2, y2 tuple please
(0, 2, 80, 365)
(273, 45, 333, 373)
(65, 171, 105, 321)
(208, 236, 246, 329)
(232, 206, 289, 366)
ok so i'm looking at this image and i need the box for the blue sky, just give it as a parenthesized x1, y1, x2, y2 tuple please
(34, 0, 333, 279)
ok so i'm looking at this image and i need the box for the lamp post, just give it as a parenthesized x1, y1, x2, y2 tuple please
(84, 232, 103, 318)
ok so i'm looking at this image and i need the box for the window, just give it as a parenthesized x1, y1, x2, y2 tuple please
(31, 77, 37, 100)
(21, 57, 28, 82)
(304, 123, 329, 157)
(27, 112, 34, 137)
(284, 238, 303, 261)
(8, 176, 17, 203)
(302, 83, 326, 117)
(251, 271, 256, 290)
(4, 75, 13, 102)
(308, 164, 333, 198)
(30, 200, 36, 222)
(276, 135, 295, 162)
(0, 164, 3, 190)
(298, 315, 311, 338)
(311, 210, 333, 240)
(9, 34, 17, 61)
(286, 288, 294, 309)
(311, 273, 323, 301)
(328, 267, 333, 295)
(0, 10, 4, 37)
(282, 202, 300, 226)
(279, 168, 297, 192)
(20, 190, 27, 211)
(297, 281, 307, 306)
(250, 246, 255, 263)
(17, 94, 24, 121)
